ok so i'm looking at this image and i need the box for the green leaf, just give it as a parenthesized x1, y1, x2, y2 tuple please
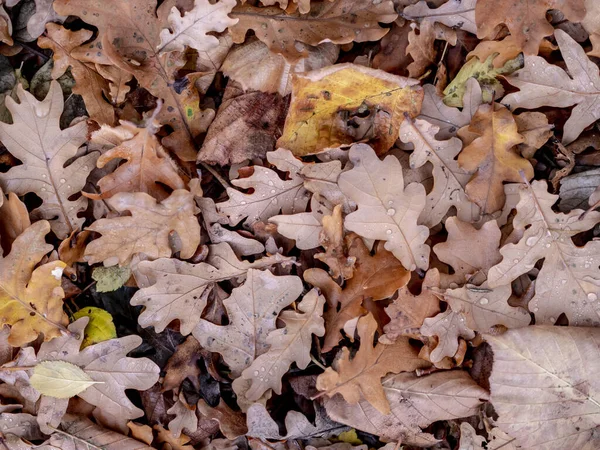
(92, 265, 131, 292)
(30, 360, 102, 398)
(72, 307, 117, 349)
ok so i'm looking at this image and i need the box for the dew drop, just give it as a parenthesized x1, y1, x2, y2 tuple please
(545, 243, 551, 248)
(533, 307, 539, 312)
(588, 293, 598, 301)
(479, 297, 489, 305)
(525, 236, 537, 246)
(268, 180, 274, 186)
(513, 258, 519, 264)
(561, 279, 567, 285)
(270, 189, 276, 194)
(387, 200, 393, 206)
(42, 174, 47, 178)
(549, 317, 556, 323)
(253, 370, 259, 376)
(386, 229, 392, 235)
(241, 201, 247, 205)
(260, 367, 266, 372)
(387, 208, 395, 216)
(59, 178, 66, 183)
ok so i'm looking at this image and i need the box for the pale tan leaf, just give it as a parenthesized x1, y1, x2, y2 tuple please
(240, 289, 325, 400)
(486, 326, 600, 450)
(339, 144, 430, 271)
(133, 245, 290, 335)
(197, 399, 247, 439)
(84, 190, 200, 266)
(403, 0, 477, 34)
(167, 396, 197, 439)
(487, 180, 600, 325)
(420, 310, 475, 362)
(314, 204, 356, 280)
(458, 423, 486, 450)
(325, 370, 489, 445)
(157, 0, 238, 55)
(30, 361, 99, 399)
(0, 81, 96, 239)
(27, 0, 66, 39)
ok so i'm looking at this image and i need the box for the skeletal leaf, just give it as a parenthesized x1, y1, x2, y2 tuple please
(339, 144, 430, 271)
(316, 314, 429, 414)
(30, 361, 99, 399)
(157, 0, 238, 54)
(0, 221, 68, 347)
(241, 289, 325, 400)
(488, 180, 600, 326)
(420, 310, 475, 362)
(84, 190, 200, 266)
(0, 81, 96, 239)
(194, 269, 302, 377)
(399, 118, 480, 227)
(278, 64, 423, 156)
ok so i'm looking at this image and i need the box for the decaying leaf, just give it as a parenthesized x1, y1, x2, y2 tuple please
(0, 81, 96, 239)
(84, 189, 200, 266)
(316, 314, 429, 414)
(488, 180, 600, 326)
(278, 64, 423, 156)
(91, 265, 132, 293)
(339, 144, 430, 271)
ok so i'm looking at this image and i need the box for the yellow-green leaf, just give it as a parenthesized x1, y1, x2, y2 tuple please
(92, 265, 131, 293)
(337, 429, 362, 445)
(72, 307, 117, 349)
(30, 360, 101, 399)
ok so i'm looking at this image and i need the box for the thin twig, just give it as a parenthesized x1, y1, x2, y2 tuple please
(199, 161, 231, 189)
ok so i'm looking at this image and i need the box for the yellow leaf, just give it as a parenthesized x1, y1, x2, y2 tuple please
(277, 63, 423, 156)
(72, 307, 117, 349)
(337, 429, 362, 445)
(30, 360, 102, 399)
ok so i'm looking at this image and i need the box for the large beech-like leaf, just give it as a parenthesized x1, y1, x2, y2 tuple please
(324, 370, 489, 445)
(487, 180, 600, 326)
(229, 1, 397, 62)
(486, 326, 600, 450)
(317, 314, 429, 414)
(0, 221, 68, 347)
(84, 189, 200, 266)
(194, 269, 303, 377)
(0, 81, 96, 239)
(503, 30, 600, 145)
(135, 245, 291, 336)
(240, 288, 325, 401)
(339, 144, 430, 271)
(399, 117, 479, 227)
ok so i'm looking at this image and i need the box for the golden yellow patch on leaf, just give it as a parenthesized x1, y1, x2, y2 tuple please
(72, 307, 117, 349)
(278, 63, 423, 156)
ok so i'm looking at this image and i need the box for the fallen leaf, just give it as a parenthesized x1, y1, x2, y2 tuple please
(467, 35, 556, 68)
(71, 306, 117, 349)
(503, 29, 600, 145)
(84, 189, 200, 266)
(316, 313, 429, 414)
(278, 64, 423, 156)
(475, 0, 585, 55)
(487, 180, 600, 326)
(457, 103, 533, 214)
(314, 204, 356, 280)
(30, 361, 99, 399)
(163, 336, 202, 392)
(167, 395, 197, 439)
(514, 112, 554, 158)
(197, 399, 248, 439)
(0, 81, 96, 239)
(339, 144, 430, 271)
(0, 190, 30, 255)
(403, 0, 477, 35)
(420, 309, 475, 362)
(91, 265, 131, 293)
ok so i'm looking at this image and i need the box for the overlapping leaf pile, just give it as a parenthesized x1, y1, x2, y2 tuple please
(0, 0, 599, 449)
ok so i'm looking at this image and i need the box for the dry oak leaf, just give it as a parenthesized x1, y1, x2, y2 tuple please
(133, 244, 291, 336)
(316, 313, 429, 415)
(0, 221, 68, 347)
(405, 21, 437, 79)
(217, 149, 310, 227)
(0, 189, 30, 255)
(402, 0, 477, 35)
(157, 0, 238, 55)
(167, 396, 197, 439)
(474, 0, 585, 55)
(399, 117, 480, 227)
(53, 0, 215, 161)
(84, 189, 200, 267)
(154, 424, 194, 450)
(372, 21, 412, 75)
(46, 414, 154, 449)
(503, 29, 600, 145)
(194, 269, 302, 377)
(467, 35, 557, 69)
(381, 269, 441, 342)
(221, 38, 339, 96)
(197, 81, 289, 166)
(304, 233, 410, 352)
(420, 309, 475, 363)
(324, 370, 489, 446)
(0, 81, 96, 239)
(229, 0, 396, 62)
(582, 0, 600, 57)
(163, 335, 203, 392)
(314, 204, 356, 280)
(486, 326, 600, 450)
(457, 103, 533, 215)
(433, 217, 502, 287)
(514, 112, 554, 158)
(278, 64, 423, 156)
(197, 399, 248, 439)
(339, 144, 430, 271)
(439, 283, 531, 332)
(86, 117, 185, 201)
(38, 23, 115, 125)
(10, 318, 159, 433)
(487, 180, 600, 326)
(240, 288, 325, 401)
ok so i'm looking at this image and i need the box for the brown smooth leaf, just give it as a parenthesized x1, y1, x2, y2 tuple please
(197, 399, 247, 439)
(197, 82, 289, 166)
(475, 0, 585, 55)
(0, 190, 30, 255)
(0, 81, 96, 239)
(84, 189, 200, 266)
(304, 233, 410, 352)
(457, 103, 533, 214)
(229, 1, 397, 62)
(317, 313, 429, 414)
(514, 112, 554, 158)
(372, 21, 411, 75)
(0, 221, 67, 347)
